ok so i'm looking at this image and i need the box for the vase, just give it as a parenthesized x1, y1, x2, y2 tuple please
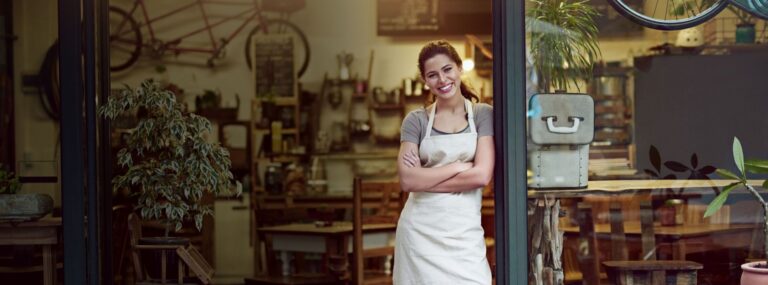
(0, 193, 54, 221)
(741, 261, 768, 285)
(735, 23, 756, 44)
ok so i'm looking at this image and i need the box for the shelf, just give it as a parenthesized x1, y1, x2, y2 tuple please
(592, 95, 626, 102)
(351, 93, 368, 99)
(595, 118, 629, 128)
(310, 151, 398, 160)
(371, 103, 403, 111)
(272, 97, 299, 106)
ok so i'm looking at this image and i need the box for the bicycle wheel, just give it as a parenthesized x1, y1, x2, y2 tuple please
(109, 6, 142, 72)
(730, 0, 768, 20)
(606, 0, 729, 30)
(245, 19, 310, 78)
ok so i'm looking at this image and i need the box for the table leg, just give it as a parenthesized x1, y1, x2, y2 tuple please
(325, 236, 349, 279)
(674, 239, 687, 260)
(43, 245, 54, 285)
(280, 251, 290, 276)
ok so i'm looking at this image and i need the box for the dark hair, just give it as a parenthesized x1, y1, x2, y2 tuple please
(417, 40, 479, 102)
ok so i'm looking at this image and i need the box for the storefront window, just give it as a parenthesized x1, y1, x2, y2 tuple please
(524, 0, 767, 284)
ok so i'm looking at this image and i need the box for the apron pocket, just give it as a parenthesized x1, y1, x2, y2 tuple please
(401, 205, 484, 257)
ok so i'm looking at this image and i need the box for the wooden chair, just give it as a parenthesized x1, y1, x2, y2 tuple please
(573, 202, 603, 285)
(601, 201, 702, 285)
(127, 213, 214, 285)
(351, 177, 401, 285)
(112, 204, 133, 284)
(218, 121, 251, 177)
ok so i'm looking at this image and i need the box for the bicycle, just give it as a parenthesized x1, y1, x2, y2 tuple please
(606, 0, 730, 30)
(108, 0, 310, 77)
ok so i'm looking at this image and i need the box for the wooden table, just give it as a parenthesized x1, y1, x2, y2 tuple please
(0, 217, 61, 285)
(561, 221, 754, 259)
(257, 222, 396, 277)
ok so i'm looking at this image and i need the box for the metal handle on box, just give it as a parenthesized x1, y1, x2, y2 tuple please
(545, 116, 581, 134)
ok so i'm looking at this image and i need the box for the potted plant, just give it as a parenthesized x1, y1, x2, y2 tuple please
(0, 164, 53, 221)
(705, 137, 768, 284)
(527, 0, 601, 93)
(100, 79, 235, 278)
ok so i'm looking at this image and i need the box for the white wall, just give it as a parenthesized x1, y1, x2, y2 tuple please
(107, 0, 475, 116)
(12, 0, 59, 203)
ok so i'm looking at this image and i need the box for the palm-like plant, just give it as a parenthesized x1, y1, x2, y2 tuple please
(706, 137, 768, 261)
(100, 79, 235, 235)
(527, 0, 602, 93)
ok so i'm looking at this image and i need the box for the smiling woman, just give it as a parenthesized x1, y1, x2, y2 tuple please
(393, 40, 495, 285)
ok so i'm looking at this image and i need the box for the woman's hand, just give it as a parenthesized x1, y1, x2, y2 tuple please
(402, 149, 421, 168)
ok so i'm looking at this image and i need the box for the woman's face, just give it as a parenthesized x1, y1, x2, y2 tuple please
(422, 54, 462, 100)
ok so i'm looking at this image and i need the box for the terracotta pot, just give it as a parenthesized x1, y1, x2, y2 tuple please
(741, 261, 768, 285)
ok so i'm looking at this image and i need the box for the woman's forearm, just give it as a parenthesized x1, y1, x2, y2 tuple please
(398, 162, 470, 192)
(426, 165, 492, 193)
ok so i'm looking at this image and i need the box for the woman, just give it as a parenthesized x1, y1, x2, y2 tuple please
(393, 40, 494, 284)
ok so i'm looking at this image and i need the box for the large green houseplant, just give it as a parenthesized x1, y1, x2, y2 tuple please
(527, 0, 601, 93)
(100, 79, 236, 236)
(706, 137, 768, 283)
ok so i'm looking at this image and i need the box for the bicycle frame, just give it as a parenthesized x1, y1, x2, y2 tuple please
(124, 0, 267, 55)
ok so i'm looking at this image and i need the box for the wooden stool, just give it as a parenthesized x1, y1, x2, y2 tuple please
(603, 260, 703, 285)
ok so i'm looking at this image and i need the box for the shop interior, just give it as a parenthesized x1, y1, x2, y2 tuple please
(1, 0, 768, 284)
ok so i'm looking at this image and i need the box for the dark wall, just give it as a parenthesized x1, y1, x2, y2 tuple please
(634, 53, 768, 176)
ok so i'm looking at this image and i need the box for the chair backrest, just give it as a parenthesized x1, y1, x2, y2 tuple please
(608, 200, 656, 261)
(356, 178, 403, 224)
(352, 177, 400, 285)
(112, 204, 133, 280)
(218, 121, 250, 171)
(126, 213, 145, 281)
(575, 202, 602, 285)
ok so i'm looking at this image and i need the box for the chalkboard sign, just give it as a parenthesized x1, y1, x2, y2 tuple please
(252, 35, 296, 99)
(377, 0, 492, 36)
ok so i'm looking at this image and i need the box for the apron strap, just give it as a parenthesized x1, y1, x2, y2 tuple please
(465, 99, 477, 134)
(424, 102, 437, 139)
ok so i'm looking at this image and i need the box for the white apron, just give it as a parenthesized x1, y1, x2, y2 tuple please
(393, 99, 491, 285)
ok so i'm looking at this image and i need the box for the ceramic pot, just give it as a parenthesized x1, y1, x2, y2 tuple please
(741, 261, 768, 285)
(0, 193, 54, 221)
(735, 23, 756, 44)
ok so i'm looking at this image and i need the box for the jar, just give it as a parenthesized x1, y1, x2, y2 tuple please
(660, 199, 684, 226)
(264, 164, 283, 195)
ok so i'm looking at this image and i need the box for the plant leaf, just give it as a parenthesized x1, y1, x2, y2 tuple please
(699, 166, 716, 175)
(733, 137, 745, 177)
(716, 169, 741, 180)
(691, 153, 698, 168)
(650, 145, 661, 172)
(704, 182, 740, 218)
(665, 161, 690, 172)
(745, 159, 768, 174)
(763, 180, 768, 189)
(644, 169, 659, 178)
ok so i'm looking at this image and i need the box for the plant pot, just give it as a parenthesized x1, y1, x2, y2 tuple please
(0, 193, 54, 221)
(741, 261, 768, 284)
(139, 237, 190, 280)
(735, 23, 756, 44)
